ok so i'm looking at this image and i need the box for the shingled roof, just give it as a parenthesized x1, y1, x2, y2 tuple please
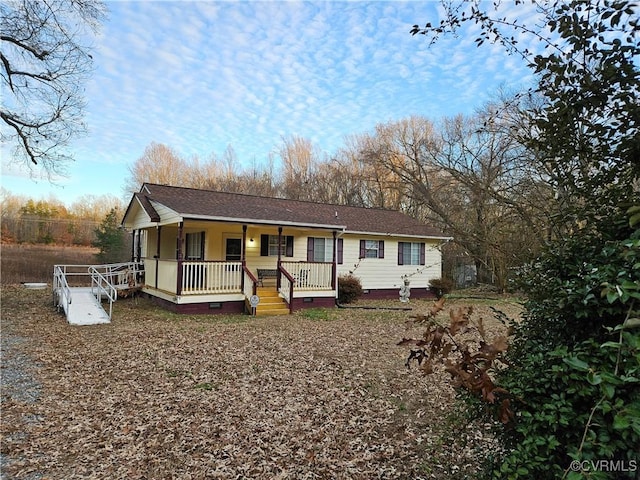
(126, 183, 447, 239)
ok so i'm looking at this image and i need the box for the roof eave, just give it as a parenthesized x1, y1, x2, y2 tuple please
(344, 229, 452, 240)
(181, 214, 347, 231)
(121, 194, 160, 226)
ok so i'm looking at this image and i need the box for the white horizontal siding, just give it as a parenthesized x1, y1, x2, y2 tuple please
(337, 235, 442, 290)
(126, 202, 154, 230)
(150, 200, 182, 225)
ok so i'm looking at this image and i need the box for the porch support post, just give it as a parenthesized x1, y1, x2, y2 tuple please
(277, 226, 283, 290)
(130, 230, 136, 262)
(135, 230, 142, 262)
(155, 225, 162, 289)
(332, 230, 337, 290)
(241, 224, 247, 291)
(177, 222, 184, 295)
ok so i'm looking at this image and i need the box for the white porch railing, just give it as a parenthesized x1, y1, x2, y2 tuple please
(279, 270, 293, 305)
(280, 261, 333, 290)
(149, 260, 332, 296)
(181, 261, 243, 294)
(243, 268, 258, 298)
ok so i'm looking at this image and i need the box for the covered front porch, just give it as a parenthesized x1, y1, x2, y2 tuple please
(132, 221, 339, 314)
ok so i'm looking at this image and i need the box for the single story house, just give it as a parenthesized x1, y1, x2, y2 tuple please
(121, 183, 451, 315)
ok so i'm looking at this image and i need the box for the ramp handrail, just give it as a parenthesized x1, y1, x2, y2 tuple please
(94, 262, 144, 286)
(89, 266, 118, 321)
(53, 262, 144, 323)
(53, 265, 72, 313)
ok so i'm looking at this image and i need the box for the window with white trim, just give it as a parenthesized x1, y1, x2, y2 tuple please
(268, 235, 282, 256)
(185, 232, 204, 260)
(359, 240, 384, 259)
(308, 237, 343, 264)
(398, 242, 426, 265)
(313, 237, 333, 262)
(260, 234, 294, 257)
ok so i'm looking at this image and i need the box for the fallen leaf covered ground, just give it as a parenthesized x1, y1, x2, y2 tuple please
(1, 286, 522, 479)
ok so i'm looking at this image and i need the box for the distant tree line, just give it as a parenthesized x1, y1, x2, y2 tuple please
(1, 189, 124, 246)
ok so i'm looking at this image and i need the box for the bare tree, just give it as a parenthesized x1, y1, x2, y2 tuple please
(69, 193, 124, 221)
(236, 156, 278, 197)
(310, 132, 413, 209)
(1, 0, 106, 176)
(124, 142, 189, 195)
(126, 142, 281, 198)
(276, 135, 324, 201)
(185, 153, 216, 190)
(363, 112, 548, 290)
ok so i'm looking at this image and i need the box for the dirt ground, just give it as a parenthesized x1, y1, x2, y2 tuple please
(1, 286, 522, 479)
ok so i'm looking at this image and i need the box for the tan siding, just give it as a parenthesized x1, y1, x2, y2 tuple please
(158, 226, 177, 258)
(139, 220, 443, 293)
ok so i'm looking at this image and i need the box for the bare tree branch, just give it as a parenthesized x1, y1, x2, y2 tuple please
(0, 0, 106, 174)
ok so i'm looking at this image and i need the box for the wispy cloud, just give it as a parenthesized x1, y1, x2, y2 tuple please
(2, 0, 538, 204)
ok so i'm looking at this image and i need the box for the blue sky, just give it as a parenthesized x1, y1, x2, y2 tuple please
(1, 0, 538, 206)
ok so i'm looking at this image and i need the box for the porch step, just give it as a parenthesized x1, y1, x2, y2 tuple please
(254, 287, 289, 316)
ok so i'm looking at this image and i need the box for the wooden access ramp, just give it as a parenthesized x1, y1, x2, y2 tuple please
(53, 262, 144, 326)
(58, 287, 111, 325)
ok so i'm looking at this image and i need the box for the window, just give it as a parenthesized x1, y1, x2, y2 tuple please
(225, 237, 242, 261)
(260, 234, 294, 257)
(184, 231, 206, 288)
(185, 232, 204, 260)
(307, 237, 343, 263)
(268, 235, 283, 256)
(359, 240, 384, 259)
(398, 242, 426, 265)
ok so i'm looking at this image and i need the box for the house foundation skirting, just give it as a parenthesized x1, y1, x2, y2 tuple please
(289, 296, 336, 310)
(360, 288, 436, 300)
(149, 295, 246, 315)
(150, 296, 337, 315)
(143, 288, 337, 315)
(141, 287, 434, 315)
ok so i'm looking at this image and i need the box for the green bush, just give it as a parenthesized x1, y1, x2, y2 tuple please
(93, 208, 129, 264)
(429, 277, 454, 298)
(489, 209, 640, 479)
(338, 274, 363, 304)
